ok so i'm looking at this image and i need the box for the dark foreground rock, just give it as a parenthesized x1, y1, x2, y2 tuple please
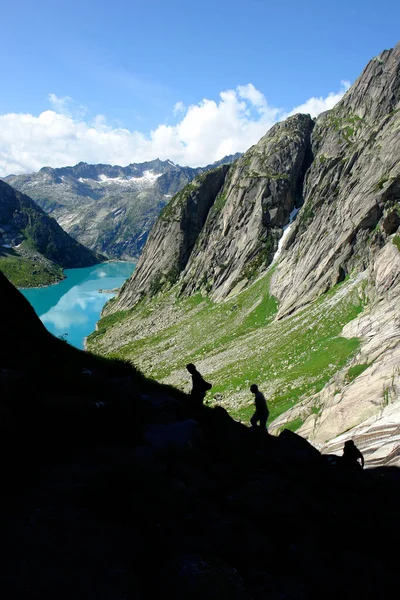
(1, 271, 399, 600)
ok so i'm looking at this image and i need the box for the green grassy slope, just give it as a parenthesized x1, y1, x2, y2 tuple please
(0, 247, 63, 287)
(87, 268, 367, 426)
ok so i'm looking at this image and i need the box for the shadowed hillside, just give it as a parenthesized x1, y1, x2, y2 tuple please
(1, 271, 400, 599)
(0, 180, 103, 286)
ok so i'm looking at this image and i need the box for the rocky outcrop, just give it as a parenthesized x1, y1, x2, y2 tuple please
(4, 156, 240, 259)
(270, 42, 400, 317)
(266, 44, 400, 455)
(0, 180, 102, 285)
(180, 114, 314, 301)
(271, 238, 400, 464)
(113, 114, 314, 311)
(114, 166, 229, 310)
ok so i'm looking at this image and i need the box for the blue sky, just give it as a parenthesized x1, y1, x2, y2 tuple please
(0, 0, 398, 174)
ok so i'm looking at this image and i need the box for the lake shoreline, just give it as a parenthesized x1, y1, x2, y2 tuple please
(21, 262, 136, 350)
(17, 259, 135, 291)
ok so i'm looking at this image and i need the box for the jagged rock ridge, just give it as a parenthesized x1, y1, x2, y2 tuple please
(113, 114, 314, 311)
(265, 43, 400, 462)
(270, 42, 400, 317)
(112, 45, 400, 312)
(115, 165, 231, 309)
(180, 114, 314, 301)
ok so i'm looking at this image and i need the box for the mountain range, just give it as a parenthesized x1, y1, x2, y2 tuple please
(87, 42, 400, 466)
(4, 155, 241, 259)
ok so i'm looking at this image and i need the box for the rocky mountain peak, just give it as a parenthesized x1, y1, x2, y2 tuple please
(339, 42, 400, 121)
(114, 165, 230, 310)
(112, 113, 314, 310)
(271, 40, 400, 318)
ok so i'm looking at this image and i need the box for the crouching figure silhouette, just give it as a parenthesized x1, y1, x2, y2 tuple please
(186, 363, 212, 408)
(250, 384, 269, 432)
(342, 440, 364, 471)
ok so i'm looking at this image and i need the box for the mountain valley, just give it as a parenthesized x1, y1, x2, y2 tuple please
(87, 42, 400, 466)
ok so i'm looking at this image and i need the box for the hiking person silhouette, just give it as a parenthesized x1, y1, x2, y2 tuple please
(186, 363, 212, 407)
(342, 439, 364, 471)
(250, 384, 269, 431)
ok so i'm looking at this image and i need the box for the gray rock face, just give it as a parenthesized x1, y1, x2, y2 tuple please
(270, 42, 400, 317)
(292, 241, 400, 466)
(265, 43, 400, 462)
(114, 114, 314, 310)
(180, 114, 314, 301)
(114, 166, 230, 310)
(3, 156, 240, 260)
(112, 44, 400, 314)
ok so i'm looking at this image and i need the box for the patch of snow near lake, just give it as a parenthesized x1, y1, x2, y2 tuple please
(272, 207, 299, 263)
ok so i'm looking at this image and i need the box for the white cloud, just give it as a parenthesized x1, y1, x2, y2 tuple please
(287, 80, 351, 118)
(48, 93, 74, 114)
(173, 101, 185, 115)
(48, 93, 88, 119)
(0, 82, 350, 175)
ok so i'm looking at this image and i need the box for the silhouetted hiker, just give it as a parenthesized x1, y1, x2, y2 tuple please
(342, 440, 364, 471)
(186, 363, 212, 407)
(250, 384, 269, 431)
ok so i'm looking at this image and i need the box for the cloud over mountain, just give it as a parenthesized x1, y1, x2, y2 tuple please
(0, 82, 349, 175)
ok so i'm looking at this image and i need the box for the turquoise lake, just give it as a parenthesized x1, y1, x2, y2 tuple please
(21, 262, 136, 350)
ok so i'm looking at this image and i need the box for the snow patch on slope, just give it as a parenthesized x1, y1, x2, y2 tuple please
(85, 170, 163, 186)
(272, 207, 298, 263)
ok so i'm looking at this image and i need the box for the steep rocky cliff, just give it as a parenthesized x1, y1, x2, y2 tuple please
(264, 43, 400, 461)
(114, 165, 230, 309)
(180, 114, 314, 301)
(0, 180, 102, 286)
(4, 155, 240, 259)
(112, 114, 313, 311)
(89, 43, 400, 466)
(270, 42, 400, 317)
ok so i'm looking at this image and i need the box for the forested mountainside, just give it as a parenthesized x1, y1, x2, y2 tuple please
(0, 180, 102, 286)
(88, 42, 400, 466)
(4, 155, 241, 259)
